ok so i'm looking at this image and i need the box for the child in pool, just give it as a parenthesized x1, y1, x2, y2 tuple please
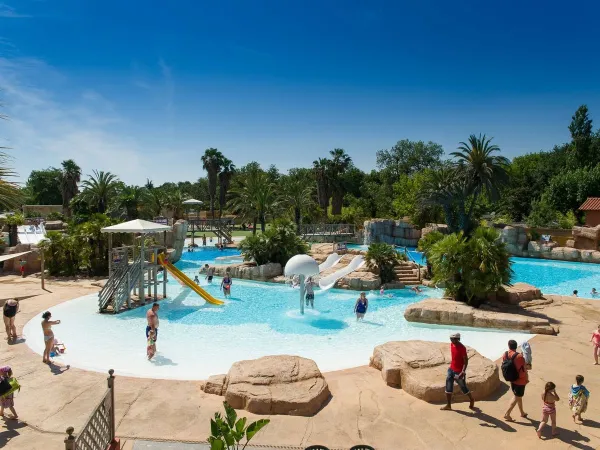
(147, 329, 156, 360)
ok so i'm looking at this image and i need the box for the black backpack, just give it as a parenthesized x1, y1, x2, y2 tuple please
(501, 351, 519, 382)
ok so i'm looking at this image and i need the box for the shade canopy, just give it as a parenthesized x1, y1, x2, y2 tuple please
(0, 251, 32, 263)
(101, 219, 172, 234)
(183, 199, 203, 205)
(284, 254, 319, 277)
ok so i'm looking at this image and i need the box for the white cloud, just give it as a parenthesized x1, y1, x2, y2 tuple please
(0, 57, 160, 185)
(0, 3, 30, 18)
(158, 58, 174, 119)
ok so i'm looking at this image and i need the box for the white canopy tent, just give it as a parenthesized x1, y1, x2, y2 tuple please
(0, 251, 32, 263)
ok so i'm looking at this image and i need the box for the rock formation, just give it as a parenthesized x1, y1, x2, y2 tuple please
(201, 355, 331, 416)
(364, 219, 421, 247)
(370, 341, 500, 402)
(404, 297, 557, 335)
(212, 262, 282, 281)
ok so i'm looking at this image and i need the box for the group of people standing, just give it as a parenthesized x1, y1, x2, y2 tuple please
(443, 331, 594, 440)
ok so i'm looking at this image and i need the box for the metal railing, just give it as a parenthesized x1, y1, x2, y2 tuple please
(65, 370, 116, 450)
(188, 218, 233, 243)
(299, 224, 356, 237)
(397, 246, 421, 281)
(98, 256, 130, 311)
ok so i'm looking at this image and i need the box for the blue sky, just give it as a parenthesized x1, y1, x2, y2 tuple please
(1, 0, 600, 185)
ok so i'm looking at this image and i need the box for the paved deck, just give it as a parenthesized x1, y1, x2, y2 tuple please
(1, 274, 600, 450)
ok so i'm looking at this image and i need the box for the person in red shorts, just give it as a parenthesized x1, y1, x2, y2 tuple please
(441, 332, 476, 411)
(503, 339, 529, 421)
(18, 259, 26, 278)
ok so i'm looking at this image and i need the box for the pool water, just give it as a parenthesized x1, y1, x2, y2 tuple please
(346, 243, 425, 265)
(511, 257, 600, 299)
(22, 270, 529, 380)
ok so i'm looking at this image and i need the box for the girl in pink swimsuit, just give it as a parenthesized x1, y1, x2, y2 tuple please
(537, 382, 559, 439)
(591, 324, 600, 365)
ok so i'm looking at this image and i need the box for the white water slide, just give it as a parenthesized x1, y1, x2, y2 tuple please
(318, 255, 365, 291)
(17, 224, 47, 245)
(318, 252, 342, 273)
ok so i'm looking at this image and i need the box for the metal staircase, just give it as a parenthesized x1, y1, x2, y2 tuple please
(98, 255, 142, 313)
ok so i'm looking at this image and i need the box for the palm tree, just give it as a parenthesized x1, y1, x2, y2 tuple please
(166, 189, 185, 220)
(80, 170, 119, 213)
(201, 148, 225, 219)
(118, 185, 147, 220)
(145, 178, 154, 190)
(451, 134, 509, 219)
(228, 169, 279, 233)
(312, 158, 330, 217)
(282, 175, 315, 231)
(0, 152, 22, 211)
(328, 148, 352, 215)
(59, 159, 81, 217)
(148, 188, 165, 218)
(218, 158, 235, 218)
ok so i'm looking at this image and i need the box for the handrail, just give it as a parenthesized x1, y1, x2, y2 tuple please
(98, 257, 129, 310)
(397, 246, 421, 281)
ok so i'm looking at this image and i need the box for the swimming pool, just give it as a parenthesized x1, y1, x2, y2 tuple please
(346, 243, 425, 265)
(22, 272, 529, 380)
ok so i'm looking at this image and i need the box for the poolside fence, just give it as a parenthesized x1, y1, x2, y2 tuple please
(64, 370, 117, 450)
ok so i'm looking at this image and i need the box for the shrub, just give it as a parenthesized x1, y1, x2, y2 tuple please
(208, 401, 269, 450)
(557, 210, 577, 229)
(24, 210, 43, 219)
(4, 213, 24, 226)
(428, 227, 513, 307)
(529, 229, 541, 241)
(46, 211, 66, 221)
(366, 242, 402, 284)
(238, 219, 308, 266)
(417, 230, 444, 259)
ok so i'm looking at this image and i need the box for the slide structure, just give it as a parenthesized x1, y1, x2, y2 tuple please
(17, 224, 46, 245)
(318, 255, 365, 291)
(318, 252, 343, 273)
(158, 255, 224, 305)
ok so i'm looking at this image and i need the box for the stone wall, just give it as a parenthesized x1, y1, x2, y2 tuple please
(364, 219, 421, 247)
(22, 205, 63, 218)
(2, 244, 41, 273)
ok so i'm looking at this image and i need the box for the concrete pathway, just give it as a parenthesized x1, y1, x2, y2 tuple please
(1, 275, 600, 449)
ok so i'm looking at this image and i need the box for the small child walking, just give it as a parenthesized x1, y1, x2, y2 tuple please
(147, 329, 156, 360)
(569, 375, 590, 423)
(0, 366, 18, 420)
(591, 324, 600, 365)
(537, 382, 559, 439)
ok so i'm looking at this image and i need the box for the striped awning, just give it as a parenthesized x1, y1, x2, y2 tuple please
(579, 197, 600, 211)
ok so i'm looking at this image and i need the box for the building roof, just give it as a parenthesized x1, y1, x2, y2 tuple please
(579, 197, 600, 211)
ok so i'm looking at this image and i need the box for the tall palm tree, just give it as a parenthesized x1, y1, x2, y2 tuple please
(201, 148, 224, 219)
(312, 158, 330, 217)
(145, 178, 154, 190)
(451, 134, 509, 230)
(59, 159, 81, 217)
(328, 148, 352, 215)
(80, 170, 119, 214)
(118, 185, 147, 220)
(148, 188, 165, 218)
(0, 152, 21, 211)
(282, 175, 315, 231)
(218, 158, 235, 218)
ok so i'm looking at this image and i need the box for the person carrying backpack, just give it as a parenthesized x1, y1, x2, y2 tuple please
(503, 339, 529, 422)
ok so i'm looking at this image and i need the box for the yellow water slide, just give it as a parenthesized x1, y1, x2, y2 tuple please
(158, 255, 224, 305)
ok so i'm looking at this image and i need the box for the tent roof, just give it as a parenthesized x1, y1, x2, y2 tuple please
(183, 199, 203, 205)
(0, 251, 32, 263)
(101, 219, 172, 234)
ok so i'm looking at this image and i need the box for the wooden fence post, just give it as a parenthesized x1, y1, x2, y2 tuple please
(64, 427, 75, 450)
(108, 369, 116, 443)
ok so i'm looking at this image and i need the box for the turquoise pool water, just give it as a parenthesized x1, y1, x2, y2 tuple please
(346, 243, 425, 265)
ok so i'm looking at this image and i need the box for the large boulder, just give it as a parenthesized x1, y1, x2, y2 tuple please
(496, 283, 542, 305)
(370, 341, 500, 402)
(202, 356, 330, 416)
(169, 220, 188, 263)
(212, 262, 282, 281)
(404, 298, 557, 334)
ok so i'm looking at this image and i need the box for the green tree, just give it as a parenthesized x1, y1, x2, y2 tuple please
(543, 165, 600, 214)
(218, 158, 235, 218)
(327, 148, 352, 215)
(201, 148, 225, 219)
(281, 172, 315, 231)
(365, 243, 402, 284)
(166, 188, 185, 220)
(80, 170, 120, 213)
(567, 105, 594, 168)
(428, 227, 512, 307)
(117, 185, 147, 220)
(312, 158, 330, 217)
(60, 159, 82, 217)
(238, 219, 308, 266)
(25, 167, 62, 205)
(376, 139, 444, 178)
